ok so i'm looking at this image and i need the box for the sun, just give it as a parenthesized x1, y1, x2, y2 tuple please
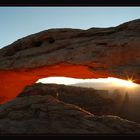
(109, 78, 138, 88)
(36, 77, 138, 89)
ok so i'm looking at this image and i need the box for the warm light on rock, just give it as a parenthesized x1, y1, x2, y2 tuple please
(0, 19, 140, 104)
(0, 64, 115, 104)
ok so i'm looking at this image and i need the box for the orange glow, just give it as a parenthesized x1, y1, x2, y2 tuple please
(0, 63, 116, 104)
(0, 63, 138, 104)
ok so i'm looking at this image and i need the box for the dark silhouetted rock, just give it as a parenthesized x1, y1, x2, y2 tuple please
(0, 83, 140, 134)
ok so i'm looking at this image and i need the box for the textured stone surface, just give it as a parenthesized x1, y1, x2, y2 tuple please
(0, 86, 140, 134)
(19, 83, 116, 116)
(0, 19, 140, 103)
(0, 19, 140, 73)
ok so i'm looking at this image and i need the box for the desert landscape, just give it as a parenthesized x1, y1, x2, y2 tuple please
(0, 17, 140, 134)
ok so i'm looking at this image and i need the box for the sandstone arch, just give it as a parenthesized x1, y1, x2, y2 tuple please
(0, 19, 140, 104)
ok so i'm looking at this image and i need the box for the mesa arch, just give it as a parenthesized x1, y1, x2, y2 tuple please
(0, 19, 140, 104)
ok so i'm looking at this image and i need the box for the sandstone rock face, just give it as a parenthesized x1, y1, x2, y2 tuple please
(0, 84, 140, 134)
(0, 19, 140, 103)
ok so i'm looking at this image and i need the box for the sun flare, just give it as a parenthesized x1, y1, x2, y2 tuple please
(108, 78, 137, 88)
(36, 77, 138, 88)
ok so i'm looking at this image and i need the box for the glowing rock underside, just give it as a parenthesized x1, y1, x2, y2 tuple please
(0, 19, 140, 103)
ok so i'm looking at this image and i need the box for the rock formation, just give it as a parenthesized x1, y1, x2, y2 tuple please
(0, 83, 140, 134)
(18, 83, 116, 116)
(0, 19, 140, 103)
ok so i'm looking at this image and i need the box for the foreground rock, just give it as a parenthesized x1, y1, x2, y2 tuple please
(19, 83, 117, 116)
(0, 19, 140, 104)
(0, 85, 140, 134)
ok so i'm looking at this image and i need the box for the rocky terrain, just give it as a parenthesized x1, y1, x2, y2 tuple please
(0, 83, 140, 134)
(18, 83, 116, 115)
(0, 19, 140, 104)
(0, 19, 140, 75)
(0, 19, 140, 134)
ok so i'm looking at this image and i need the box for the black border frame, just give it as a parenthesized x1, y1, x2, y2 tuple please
(0, 0, 140, 138)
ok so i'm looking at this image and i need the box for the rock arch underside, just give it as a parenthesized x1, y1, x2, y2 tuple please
(0, 19, 140, 104)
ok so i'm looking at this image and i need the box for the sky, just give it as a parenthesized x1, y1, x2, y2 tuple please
(0, 7, 140, 48)
(36, 77, 140, 91)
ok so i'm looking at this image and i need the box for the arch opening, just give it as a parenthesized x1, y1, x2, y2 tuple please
(36, 76, 140, 94)
(0, 64, 140, 104)
(36, 76, 138, 88)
